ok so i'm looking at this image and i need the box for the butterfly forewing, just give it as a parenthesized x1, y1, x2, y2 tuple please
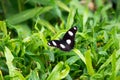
(63, 26, 77, 40)
(48, 26, 77, 51)
(62, 26, 77, 50)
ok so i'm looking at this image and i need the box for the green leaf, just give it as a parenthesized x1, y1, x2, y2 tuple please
(65, 56, 79, 65)
(37, 19, 56, 33)
(6, 6, 53, 24)
(73, 49, 86, 64)
(47, 61, 70, 80)
(103, 38, 114, 51)
(4, 47, 25, 80)
(110, 50, 116, 80)
(0, 70, 4, 80)
(27, 69, 40, 80)
(85, 50, 94, 76)
(13, 24, 31, 38)
(116, 49, 120, 77)
(97, 54, 112, 72)
(83, 8, 89, 32)
(0, 21, 7, 36)
(66, 7, 76, 29)
(56, 1, 70, 12)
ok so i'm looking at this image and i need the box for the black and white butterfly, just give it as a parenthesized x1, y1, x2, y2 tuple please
(48, 26, 77, 51)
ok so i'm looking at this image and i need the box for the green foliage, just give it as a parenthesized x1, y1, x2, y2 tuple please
(0, 0, 120, 80)
(47, 62, 70, 80)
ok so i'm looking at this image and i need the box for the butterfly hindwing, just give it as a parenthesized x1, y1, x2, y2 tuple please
(48, 40, 60, 48)
(48, 26, 77, 51)
(48, 40, 73, 51)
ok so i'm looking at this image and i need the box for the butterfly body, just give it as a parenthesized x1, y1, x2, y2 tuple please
(48, 26, 77, 51)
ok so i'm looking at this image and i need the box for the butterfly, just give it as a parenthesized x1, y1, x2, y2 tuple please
(48, 26, 77, 51)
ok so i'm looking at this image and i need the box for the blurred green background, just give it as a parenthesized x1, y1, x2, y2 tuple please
(0, 0, 120, 80)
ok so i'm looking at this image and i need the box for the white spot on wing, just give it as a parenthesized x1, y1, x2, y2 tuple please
(48, 43, 51, 45)
(52, 41, 57, 46)
(60, 44, 65, 49)
(73, 27, 77, 30)
(66, 39, 71, 45)
(68, 31, 73, 36)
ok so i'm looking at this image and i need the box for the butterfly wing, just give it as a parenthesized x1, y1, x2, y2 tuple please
(48, 40, 72, 51)
(48, 40, 61, 48)
(62, 26, 77, 50)
(63, 26, 77, 40)
(48, 26, 77, 51)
